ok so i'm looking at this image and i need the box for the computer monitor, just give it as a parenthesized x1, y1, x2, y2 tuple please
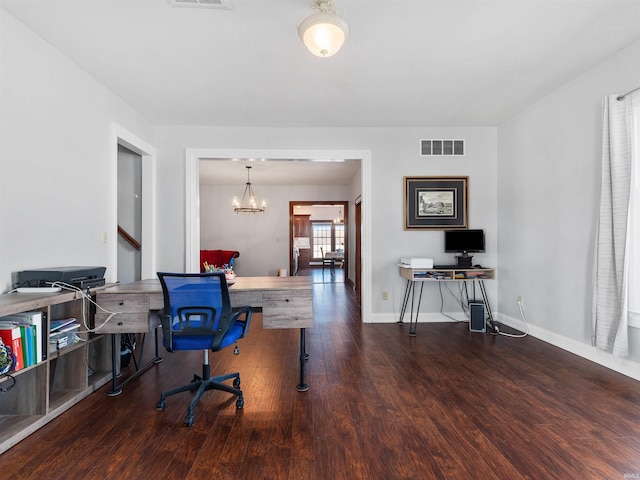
(444, 229, 485, 266)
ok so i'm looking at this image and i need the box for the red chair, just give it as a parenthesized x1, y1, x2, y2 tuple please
(199, 250, 239, 272)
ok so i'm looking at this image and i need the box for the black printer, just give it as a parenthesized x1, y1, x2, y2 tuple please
(17, 266, 106, 289)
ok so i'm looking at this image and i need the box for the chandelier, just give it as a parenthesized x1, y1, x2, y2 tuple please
(334, 206, 344, 224)
(298, 0, 349, 58)
(232, 166, 266, 214)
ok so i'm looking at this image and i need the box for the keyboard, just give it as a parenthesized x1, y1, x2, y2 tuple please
(433, 265, 467, 269)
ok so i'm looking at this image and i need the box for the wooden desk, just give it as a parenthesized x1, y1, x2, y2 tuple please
(398, 266, 496, 335)
(95, 276, 313, 394)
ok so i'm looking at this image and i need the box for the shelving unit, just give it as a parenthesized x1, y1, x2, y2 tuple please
(398, 266, 497, 335)
(399, 266, 495, 281)
(0, 288, 112, 453)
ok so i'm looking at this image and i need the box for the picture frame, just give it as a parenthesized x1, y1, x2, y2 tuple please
(403, 176, 468, 230)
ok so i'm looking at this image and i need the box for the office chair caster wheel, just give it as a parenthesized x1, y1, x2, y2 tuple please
(233, 377, 240, 388)
(156, 399, 166, 410)
(184, 415, 194, 427)
(236, 396, 244, 409)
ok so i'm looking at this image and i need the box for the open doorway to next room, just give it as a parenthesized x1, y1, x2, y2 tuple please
(290, 201, 348, 284)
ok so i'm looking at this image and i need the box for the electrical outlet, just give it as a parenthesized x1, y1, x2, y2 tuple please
(102, 232, 108, 244)
(381, 291, 388, 301)
(517, 295, 523, 304)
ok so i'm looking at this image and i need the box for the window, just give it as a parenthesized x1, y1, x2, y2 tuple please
(311, 222, 345, 261)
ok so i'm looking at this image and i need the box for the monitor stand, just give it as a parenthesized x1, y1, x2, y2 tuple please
(455, 254, 473, 268)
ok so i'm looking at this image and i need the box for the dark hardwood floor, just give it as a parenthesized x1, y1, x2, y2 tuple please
(3, 280, 640, 479)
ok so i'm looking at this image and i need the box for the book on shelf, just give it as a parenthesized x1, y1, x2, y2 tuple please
(1, 310, 45, 364)
(50, 317, 78, 333)
(0, 322, 32, 367)
(0, 326, 24, 371)
(50, 318, 81, 351)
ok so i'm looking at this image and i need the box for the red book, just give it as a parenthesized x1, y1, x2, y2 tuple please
(0, 327, 24, 371)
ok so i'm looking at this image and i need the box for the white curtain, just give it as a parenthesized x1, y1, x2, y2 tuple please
(627, 96, 640, 325)
(593, 92, 638, 357)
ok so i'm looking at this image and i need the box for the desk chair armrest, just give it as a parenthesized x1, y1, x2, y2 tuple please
(233, 306, 252, 339)
(211, 306, 252, 352)
(159, 310, 175, 352)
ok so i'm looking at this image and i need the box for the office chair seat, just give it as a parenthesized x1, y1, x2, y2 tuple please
(162, 321, 246, 351)
(156, 272, 252, 427)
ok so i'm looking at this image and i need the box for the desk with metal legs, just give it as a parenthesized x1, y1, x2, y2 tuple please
(397, 266, 496, 335)
(95, 276, 314, 394)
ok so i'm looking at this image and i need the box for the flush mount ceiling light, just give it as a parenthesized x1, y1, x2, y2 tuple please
(298, 0, 349, 57)
(232, 166, 266, 214)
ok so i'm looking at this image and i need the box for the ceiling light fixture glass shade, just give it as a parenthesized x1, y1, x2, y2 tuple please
(299, 0, 349, 57)
(232, 166, 266, 213)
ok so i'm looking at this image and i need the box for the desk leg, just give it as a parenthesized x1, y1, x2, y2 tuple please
(108, 334, 121, 396)
(397, 279, 412, 324)
(107, 327, 164, 397)
(479, 280, 497, 333)
(296, 328, 309, 392)
(409, 282, 424, 337)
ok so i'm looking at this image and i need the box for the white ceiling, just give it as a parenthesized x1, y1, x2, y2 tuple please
(199, 158, 361, 185)
(2, 0, 640, 130)
(3, 0, 640, 185)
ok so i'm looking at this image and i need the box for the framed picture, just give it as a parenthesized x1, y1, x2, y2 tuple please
(403, 176, 468, 230)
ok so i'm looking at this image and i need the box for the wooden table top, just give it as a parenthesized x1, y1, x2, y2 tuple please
(100, 276, 312, 295)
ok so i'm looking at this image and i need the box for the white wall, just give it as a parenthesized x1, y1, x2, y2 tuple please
(200, 184, 351, 276)
(498, 38, 640, 371)
(154, 126, 498, 320)
(0, 9, 154, 291)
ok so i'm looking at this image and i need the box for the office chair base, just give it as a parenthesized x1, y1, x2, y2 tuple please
(156, 371, 244, 427)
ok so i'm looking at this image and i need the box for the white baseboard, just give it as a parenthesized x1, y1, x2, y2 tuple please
(369, 310, 640, 382)
(497, 312, 640, 382)
(370, 311, 465, 324)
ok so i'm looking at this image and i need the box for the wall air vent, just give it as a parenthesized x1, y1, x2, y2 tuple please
(168, 0, 232, 9)
(420, 140, 465, 156)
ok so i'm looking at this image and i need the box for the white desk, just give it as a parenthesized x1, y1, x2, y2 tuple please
(398, 266, 496, 335)
(95, 276, 314, 394)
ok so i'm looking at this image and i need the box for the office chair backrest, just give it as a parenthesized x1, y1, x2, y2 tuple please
(157, 272, 236, 352)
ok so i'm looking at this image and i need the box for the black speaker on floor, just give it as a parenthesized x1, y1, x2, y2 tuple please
(469, 302, 486, 332)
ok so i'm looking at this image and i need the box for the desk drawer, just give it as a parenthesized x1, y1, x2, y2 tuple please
(262, 291, 313, 329)
(94, 312, 157, 334)
(96, 293, 150, 313)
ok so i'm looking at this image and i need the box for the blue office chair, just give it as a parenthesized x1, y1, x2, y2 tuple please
(156, 272, 252, 427)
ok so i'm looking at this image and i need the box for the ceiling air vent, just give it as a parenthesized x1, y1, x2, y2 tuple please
(168, 0, 232, 9)
(420, 140, 465, 156)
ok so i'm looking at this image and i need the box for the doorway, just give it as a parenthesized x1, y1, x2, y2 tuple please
(109, 124, 157, 284)
(117, 145, 142, 284)
(184, 148, 372, 323)
(355, 196, 362, 303)
(290, 201, 348, 284)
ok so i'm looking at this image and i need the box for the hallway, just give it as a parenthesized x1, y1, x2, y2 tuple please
(295, 266, 345, 284)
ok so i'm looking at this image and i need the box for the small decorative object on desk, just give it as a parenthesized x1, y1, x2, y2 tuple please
(202, 262, 235, 285)
(224, 265, 236, 285)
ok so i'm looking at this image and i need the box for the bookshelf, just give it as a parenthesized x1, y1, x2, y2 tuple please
(0, 288, 112, 453)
